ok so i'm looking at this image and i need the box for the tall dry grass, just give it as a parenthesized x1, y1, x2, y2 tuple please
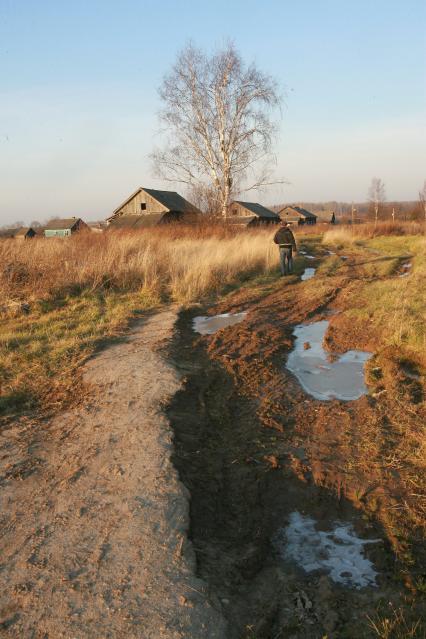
(0, 228, 279, 306)
(323, 220, 424, 243)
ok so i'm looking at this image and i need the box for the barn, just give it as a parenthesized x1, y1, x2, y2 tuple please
(227, 201, 280, 226)
(0, 227, 36, 240)
(278, 206, 317, 225)
(107, 188, 200, 229)
(44, 218, 89, 237)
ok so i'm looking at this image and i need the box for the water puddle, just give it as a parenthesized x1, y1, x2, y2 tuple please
(193, 312, 247, 335)
(399, 263, 412, 278)
(301, 268, 316, 281)
(273, 511, 380, 589)
(286, 320, 372, 400)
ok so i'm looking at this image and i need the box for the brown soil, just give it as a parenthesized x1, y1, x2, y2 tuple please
(167, 248, 425, 637)
(0, 310, 226, 639)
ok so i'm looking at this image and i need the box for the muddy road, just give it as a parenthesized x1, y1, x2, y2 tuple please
(0, 310, 226, 638)
(0, 241, 424, 638)
(167, 243, 425, 638)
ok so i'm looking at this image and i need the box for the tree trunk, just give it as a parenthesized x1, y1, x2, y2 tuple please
(222, 182, 230, 219)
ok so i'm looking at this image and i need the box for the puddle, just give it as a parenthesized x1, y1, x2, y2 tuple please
(273, 511, 380, 589)
(286, 320, 372, 400)
(399, 263, 412, 278)
(341, 256, 349, 260)
(305, 255, 316, 260)
(193, 312, 247, 335)
(301, 268, 316, 281)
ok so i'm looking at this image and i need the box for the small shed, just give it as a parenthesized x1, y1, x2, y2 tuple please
(227, 201, 280, 226)
(0, 227, 36, 240)
(107, 187, 200, 228)
(278, 206, 317, 225)
(44, 218, 88, 237)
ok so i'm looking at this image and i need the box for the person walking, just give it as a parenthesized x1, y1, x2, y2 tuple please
(273, 221, 297, 275)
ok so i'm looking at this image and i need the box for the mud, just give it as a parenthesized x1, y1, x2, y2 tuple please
(167, 245, 425, 637)
(167, 310, 403, 638)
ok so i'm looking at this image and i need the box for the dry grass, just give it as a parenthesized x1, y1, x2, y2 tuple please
(0, 228, 278, 306)
(0, 227, 279, 416)
(323, 221, 424, 244)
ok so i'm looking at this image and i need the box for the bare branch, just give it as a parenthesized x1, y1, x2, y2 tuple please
(151, 43, 283, 216)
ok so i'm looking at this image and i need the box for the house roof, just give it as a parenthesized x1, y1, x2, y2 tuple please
(110, 187, 200, 219)
(108, 214, 166, 229)
(231, 201, 280, 220)
(44, 218, 82, 230)
(279, 206, 317, 219)
(0, 226, 33, 238)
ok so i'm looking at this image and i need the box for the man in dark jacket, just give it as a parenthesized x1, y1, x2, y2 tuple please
(273, 222, 297, 275)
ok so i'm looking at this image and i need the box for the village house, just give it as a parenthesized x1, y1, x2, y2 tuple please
(278, 205, 317, 225)
(43, 218, 88, 237)
(107, 188, 201, 228)
(227, 201, 280, 226)
(0, 227, 37, 240)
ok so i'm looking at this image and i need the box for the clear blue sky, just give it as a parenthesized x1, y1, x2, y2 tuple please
(1, 0, 425, 224)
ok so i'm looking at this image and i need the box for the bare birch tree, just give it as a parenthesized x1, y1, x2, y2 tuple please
(368, 177, 386, 225)
(151, 43, 283, 217)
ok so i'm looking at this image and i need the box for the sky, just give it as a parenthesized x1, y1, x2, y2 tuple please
(0, 0, 425, 225)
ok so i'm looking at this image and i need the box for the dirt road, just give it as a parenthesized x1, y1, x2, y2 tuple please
(0, 309, 226, 638)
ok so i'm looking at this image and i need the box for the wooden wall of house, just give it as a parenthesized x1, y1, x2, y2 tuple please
(116, 192, 169, 217)
(228, 202, 256, 217)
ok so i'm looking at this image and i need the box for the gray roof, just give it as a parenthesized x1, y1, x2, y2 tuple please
(279, 206, 317, 219)
(108, 214, 166, 229)
(143, 188, 200, 214)
(111, 187, 200, 218)
(0, 226, 34, 238)
(232, 201, 280, 220)
(44, 218, 82, 230)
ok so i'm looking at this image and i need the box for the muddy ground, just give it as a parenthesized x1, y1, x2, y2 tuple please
(0, 241, 424, 638)
(167, 243, 425, 638)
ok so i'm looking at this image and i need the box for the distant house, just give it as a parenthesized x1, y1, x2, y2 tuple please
(0, 227, 36, 240)
(278, 206, 317, 225)
(227, 201, 280, 226)
(44, 218, 88, 237)
(107, 187, 201, 228)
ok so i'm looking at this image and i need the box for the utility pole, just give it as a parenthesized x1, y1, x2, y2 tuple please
(351, 203, 356, 227)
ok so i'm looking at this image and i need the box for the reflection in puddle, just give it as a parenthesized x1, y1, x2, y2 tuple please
(273, 511, 380, 589)
(286, 320, 372, 400)
(399, 263, 412, 278)
(301, 268, 316, 281)
(193, 312, 247, 335)
(305, 255, 315, 260)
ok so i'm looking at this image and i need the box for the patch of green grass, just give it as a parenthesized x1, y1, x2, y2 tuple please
(0, 289, 160, 417)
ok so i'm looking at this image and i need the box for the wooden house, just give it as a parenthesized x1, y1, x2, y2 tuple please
(107, 188, 201, 229)
(227, 201, 280, 226)
(278, 206, 317, 225)
(0, 227, 36, 240)
(43, 218, 88, 237)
